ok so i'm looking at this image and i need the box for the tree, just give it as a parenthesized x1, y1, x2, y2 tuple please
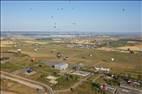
(92, 82, 100, 92)
(137, 75, 142, 80)
(53, 71, 57, 76)
(70, 88, 74, 92)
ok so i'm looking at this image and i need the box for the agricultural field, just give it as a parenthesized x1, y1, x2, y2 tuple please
(1, 38, 142, 94)
(1, 39, 142, 76)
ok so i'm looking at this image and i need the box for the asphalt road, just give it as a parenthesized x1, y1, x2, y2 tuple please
(114, 85, 142, 94)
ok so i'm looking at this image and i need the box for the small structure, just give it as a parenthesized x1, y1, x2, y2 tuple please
(95, 67, 110, 73)
(34, 48, 38, 52)
(71, 71, 90, 77)
(49, 80, 58, 85)
(47, 75, 58, 80)
(111, 58, 114, 62)
(26, 67, 33, 73)
(89, 54, 93, 57)
(46, 76, 58, 85)
(54, 63, 69, 70)
(17, 49, 22, 53)
(24, 67, 36, 75)
(56, 52, 63, 59)
(41, 60, 69, 70)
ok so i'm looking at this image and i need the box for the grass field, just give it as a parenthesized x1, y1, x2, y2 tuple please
(1, 39, 142, 74)
(1, 39, 142, 92)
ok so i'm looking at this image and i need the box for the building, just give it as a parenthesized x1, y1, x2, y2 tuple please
(41, 60, 69, 70)
(54, 63, 69, 70)
(25, 67, 33, 73)
(24, 67, 36, 75)
(71, 71, 90, 77)
(46, 75, 58, 85)
(95, 67, 110, 73)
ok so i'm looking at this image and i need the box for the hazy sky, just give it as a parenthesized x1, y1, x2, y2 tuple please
(1, 1, 141, 32)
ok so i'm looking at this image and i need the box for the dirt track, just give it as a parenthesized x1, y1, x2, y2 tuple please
(1, 71, 54, 94)
(0, 91, 18, 94)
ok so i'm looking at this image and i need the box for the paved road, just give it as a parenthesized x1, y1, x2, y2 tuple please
(0, 71, 54, 94)
(112, 85, 142, 94)
(55, 74, 101, 94)
(120, 85, 142, 93)
(115, 88, 142, 94)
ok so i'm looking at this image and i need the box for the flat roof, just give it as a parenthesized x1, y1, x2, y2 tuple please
(41, 60, 66, 66)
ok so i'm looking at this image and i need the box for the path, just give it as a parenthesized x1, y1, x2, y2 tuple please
(0, 71, 54, 94)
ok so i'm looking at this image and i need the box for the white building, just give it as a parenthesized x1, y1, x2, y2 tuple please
(111, 58, 114, 62)
(54, 63, 69, 70)
(95, 67, 110, 73)
(17, 49, 22, 52)
(46, 75, 58, 84)
(71, 71, 90, 77)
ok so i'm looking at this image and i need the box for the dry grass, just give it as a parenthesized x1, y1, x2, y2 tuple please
(1, 41, 15, 47)
(116, 44, 142, 51)
(23, 40, 48, 44)
(1, 79, 37, 94)
(1, 90, 18, 94)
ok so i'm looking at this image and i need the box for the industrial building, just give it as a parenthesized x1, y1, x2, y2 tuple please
(54, 63, 69, 70)
(41, 60, 69, 70)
